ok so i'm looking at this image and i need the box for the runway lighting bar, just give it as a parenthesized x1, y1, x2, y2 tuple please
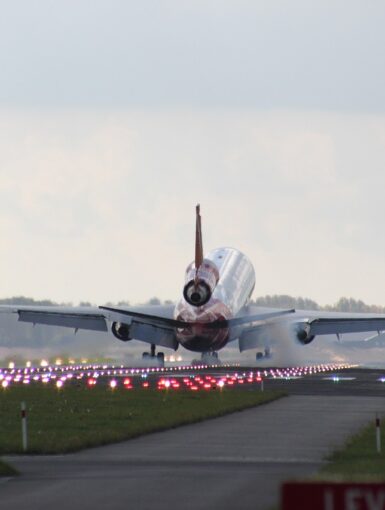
(0, 362, 355, 392)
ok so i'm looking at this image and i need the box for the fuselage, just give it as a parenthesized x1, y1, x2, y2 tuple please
(174, 247, 256, 352)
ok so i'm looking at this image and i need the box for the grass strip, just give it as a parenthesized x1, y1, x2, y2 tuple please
(318, 420, 385, 482)
(0, 385, 285, 454)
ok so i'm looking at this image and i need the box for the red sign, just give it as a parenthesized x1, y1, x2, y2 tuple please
(282, 482, 385, 510)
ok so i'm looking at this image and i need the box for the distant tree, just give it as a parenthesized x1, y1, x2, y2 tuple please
(325, 297, 385, 313)
(147, 297, 161, 306)
(79, 301, 93, 307)
(254, 295, 320, 310)
(0, 296, 61, 306)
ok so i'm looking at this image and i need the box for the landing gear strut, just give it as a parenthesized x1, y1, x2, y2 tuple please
(200, 351, 220, 365)
(142, 344, 165, 367)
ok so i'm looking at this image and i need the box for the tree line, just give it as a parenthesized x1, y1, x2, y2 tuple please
(0, 295, 385, 313)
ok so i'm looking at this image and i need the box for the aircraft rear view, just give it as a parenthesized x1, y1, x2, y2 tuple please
(4, 204, 385, 367)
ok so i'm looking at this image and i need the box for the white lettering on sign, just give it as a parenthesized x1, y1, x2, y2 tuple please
(345, 489, 385, 510)
(345, 489, 363, 510)
(365, 492, 385, 510)
(324, 489, 335, 510)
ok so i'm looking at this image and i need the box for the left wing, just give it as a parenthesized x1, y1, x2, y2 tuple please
(0, 306, 109, 332)
(0, 304, 179, 350)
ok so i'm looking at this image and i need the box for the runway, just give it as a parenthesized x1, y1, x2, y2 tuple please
(264, 367, 385, 397)
(2, 369, 385, 510)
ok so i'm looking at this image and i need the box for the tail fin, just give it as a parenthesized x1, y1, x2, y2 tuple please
(195, 204, 203, 270)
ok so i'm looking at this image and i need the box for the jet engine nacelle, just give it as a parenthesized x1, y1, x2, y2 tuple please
(183, 259, 220, 307)
(111, 322, 132, 342)
(295, 323, 315, 345)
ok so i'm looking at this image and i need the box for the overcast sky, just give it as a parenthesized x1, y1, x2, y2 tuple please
(1, 0, 385, 306)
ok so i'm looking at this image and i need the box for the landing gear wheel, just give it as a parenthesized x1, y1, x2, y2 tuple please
(264, 348, 271, 359)
(256, 352, 264, 360)
(142, 347, 164, 367)
(157, 352, 165, 367)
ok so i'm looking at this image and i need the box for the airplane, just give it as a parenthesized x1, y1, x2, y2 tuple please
(2, 204, 385, 366)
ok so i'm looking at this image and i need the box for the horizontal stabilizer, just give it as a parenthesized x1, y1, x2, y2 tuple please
(99, 306, 188, 329)
(206, 309, 296, 329)
(100, 307, 295, 331)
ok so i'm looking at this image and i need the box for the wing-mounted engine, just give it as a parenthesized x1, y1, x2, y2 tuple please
(295, 323, 315, 345)
(183, 259, 219, 307)
(111, 322, 132, 342)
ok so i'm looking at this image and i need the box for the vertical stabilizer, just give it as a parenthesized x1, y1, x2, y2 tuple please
(182, 204, 218, 306)
(195, 204, 203, 271)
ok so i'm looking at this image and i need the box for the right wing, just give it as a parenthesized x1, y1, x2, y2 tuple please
(237, 307, 385, 352)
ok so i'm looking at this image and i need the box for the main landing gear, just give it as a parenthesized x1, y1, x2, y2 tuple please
(200, 351, 220, 365)
(256, 348, 272, 361)
(142, 344, 165, 367)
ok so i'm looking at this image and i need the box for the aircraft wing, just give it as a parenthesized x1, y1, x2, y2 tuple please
(237, 307, 385, 352)
(0, 304, 179, 350)
(0, 305, 109, 331)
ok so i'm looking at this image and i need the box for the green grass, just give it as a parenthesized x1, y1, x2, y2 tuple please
(0, 385, 285, 454)
(318, 421, 385, 481)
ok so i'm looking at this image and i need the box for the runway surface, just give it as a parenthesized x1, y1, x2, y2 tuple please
(264, 367, 385, 397)
(2, 386, 385, 510)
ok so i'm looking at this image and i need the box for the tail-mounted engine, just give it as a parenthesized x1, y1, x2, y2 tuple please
(295, 323, 315, 345)
(183, 259, 219, 307)
(111, 322, 132, 342)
